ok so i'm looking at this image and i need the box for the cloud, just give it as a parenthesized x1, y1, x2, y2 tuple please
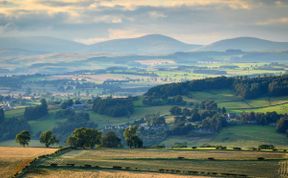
(0, 0, 253, 17)
(65, 14, 123, 24)
(257, 17, 288, 25)
(97, 0, 252, 10)
(0, 0, 80, 16)
(148, 11, 166, 19)
(107, 28, 146, 39)
(75, 28, 146, 44)
(0, 0, 288, 44)
(0, 22, 15, 33)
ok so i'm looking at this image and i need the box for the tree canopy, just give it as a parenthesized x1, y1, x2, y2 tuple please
(101, 132, 121, 148)
(16, 130, 31, 147)
(144, 75, 288, 102)
(40, 130, 58, 147)
(24, 99, 48, 120)
(92, 97, 134, 117)
(276, 116, 288, 134)
(123, 126, 143, 148)
(67, 128, 101, 149)
(0, 108, 4, 123)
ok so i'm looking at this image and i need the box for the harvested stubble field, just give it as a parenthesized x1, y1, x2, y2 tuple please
(39, 149, 288, 177)
(25, 169, 207, 178)
(0, 147, 57, 178)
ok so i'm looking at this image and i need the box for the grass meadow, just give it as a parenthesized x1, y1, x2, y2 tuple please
(188, 90, 288, 114)
(161, 125, 288, 148)
(89, 105, 172, 128)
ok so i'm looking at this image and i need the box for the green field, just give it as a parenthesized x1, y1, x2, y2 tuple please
(0, 140, 43, 147)
(89, 105, 172, 128)
(233, 103, 288, 114)
(34, 148, 288, 177)
(188, 90, 288, 114)
(5, 107, 25, 119)
(28, 118, 66, 134)
(161, 125, 288, 148)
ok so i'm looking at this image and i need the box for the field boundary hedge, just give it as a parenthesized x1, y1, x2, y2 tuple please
(36, 163, 249, 178)
(13, 147, 72, 178)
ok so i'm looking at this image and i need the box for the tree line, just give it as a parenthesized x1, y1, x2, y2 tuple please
(15, 126, 143, 149)
(24, 99, 48, 120)
(0, 108, 30, 141)
(143, 95, 186, 106)
(92, 97, 134, 117)
(276, 116, 288, 135)
(144, 75, 288, 101)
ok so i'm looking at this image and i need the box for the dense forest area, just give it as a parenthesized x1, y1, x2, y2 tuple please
(0, 108, 30, 141)
(145, 75, 288, 100)
(24, 99, 48, 120)
(92, 97, 134, 117)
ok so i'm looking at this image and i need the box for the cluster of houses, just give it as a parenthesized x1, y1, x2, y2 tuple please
(0, 102, 15, 111)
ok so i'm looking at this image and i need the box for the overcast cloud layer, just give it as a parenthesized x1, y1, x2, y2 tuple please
(0, 0, 288, 44)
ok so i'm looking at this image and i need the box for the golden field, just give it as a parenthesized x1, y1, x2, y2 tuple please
(0, 147, 57, 178)
(25, 169, 208, 178)
(40, 149, 288, 177)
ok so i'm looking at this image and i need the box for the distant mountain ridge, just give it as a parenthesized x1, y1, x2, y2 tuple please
(199, 37, 288, 52)
(0, 35, 287, 54)
(0, 36, 87, 53)
(88, 34, 201, 55)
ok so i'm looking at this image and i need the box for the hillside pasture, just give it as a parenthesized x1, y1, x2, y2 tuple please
(161, 125, 288, 148)
(0, 147, 57, 178)
(233, 102, 288, 114)
(188, 90, 288, 114)
(89, 105, 172, 128)
(5, 107, 25, 119)
(28, 118, 67, 134)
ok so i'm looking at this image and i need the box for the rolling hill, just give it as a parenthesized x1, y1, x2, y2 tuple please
(0, 36, 87, 53)
(88, 34, 202, 55)
(200, 37, 288, 52)
(1, 35, 288, 55)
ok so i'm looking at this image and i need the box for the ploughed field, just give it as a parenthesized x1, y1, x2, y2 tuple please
(34, 148, 288, 177)
(0, 147, 57, 178)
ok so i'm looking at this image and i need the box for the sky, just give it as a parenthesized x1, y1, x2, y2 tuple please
(0, 0, 288, 45)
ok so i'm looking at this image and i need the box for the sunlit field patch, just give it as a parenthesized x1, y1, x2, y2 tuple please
(0, 147, 57, 178)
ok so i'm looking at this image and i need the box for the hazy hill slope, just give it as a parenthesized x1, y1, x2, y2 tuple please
(1, 35, 288, 56)
(0, 36, 87, 53)
(200, 37, 288, 52)
(89, 34, 202, 55)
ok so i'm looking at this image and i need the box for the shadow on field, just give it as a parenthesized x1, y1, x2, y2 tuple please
(26, 168, 49, 175)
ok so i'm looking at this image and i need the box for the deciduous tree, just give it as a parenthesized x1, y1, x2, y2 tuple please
(40, 130, 58, 147)
(67, 128, 101, 149)
(123, 126, 143, 148)
(16, 130, 31, 147)
(101, 132, 121, 148)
